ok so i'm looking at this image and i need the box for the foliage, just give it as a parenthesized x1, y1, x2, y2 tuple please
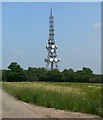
(44, 69, 63, 82)
(0, 70, 2, 81)
(62, 69, 75, 82)
(2, 62, 27, 82)
(2, 62, 102, 83)
(2, 82, 102, 117)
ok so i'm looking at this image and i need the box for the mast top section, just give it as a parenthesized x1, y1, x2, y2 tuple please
(50, 8, 53, 17)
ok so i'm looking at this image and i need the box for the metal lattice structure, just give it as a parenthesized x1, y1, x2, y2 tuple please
(45, 8, 60, 70)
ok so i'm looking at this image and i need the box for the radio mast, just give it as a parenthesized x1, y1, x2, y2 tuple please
(45, 8, 60, 70)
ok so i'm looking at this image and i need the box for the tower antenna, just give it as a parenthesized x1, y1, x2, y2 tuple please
(50, 8, 52, 16)
(45, 9, 60, 70)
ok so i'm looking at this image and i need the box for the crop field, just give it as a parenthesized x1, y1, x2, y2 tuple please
(2, 82, 103, 117)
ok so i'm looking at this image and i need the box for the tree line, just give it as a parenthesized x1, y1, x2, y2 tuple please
(1, 62, 102, 83)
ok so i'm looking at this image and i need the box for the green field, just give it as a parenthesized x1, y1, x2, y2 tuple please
(2, 82, 103, 117)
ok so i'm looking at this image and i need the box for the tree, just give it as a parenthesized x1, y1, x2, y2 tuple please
(62, 68, 75, 82)
(2, 61, 101, 83)
(45, 69, 63, 82)
(0, 70, 2, 81)
(82, 67, 93, 75)
(8, 62, 23, 72)
(75, 67, 93, 82)
(7, 62, 27, 82)
(27, 67, 38, 81)
(36, 67, 47, 81)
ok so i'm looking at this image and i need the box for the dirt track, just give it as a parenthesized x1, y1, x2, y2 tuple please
(1, 89, 101, 118)
(2, 89, 42, 118)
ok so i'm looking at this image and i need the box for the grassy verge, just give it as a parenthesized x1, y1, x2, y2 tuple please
(2, 82, 103, 117)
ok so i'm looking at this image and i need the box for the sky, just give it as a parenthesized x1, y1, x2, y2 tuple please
(2, 2, 101, 74)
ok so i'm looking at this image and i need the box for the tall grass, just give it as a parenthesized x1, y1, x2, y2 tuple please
(2, 82, 102, 117)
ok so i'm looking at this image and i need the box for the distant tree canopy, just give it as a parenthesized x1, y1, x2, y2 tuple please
(2, 62, 102, 83)
(3, 62, 27, 82)
(0, 70, 2, 81)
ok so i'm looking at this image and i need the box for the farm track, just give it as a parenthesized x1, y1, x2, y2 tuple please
(1, 88, 102, 119)
(2, 89, 43, 118)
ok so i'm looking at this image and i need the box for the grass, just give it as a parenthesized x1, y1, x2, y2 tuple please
(2, 82, 103, 117)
